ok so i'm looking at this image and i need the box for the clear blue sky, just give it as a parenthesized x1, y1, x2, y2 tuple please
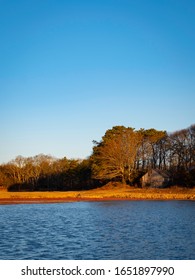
(1, 0, 195, 163)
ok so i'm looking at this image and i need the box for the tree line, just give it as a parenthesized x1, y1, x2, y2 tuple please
(0, 124, 195, 191)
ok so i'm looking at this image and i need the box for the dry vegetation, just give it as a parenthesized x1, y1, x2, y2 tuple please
(0, 183, 194, 204)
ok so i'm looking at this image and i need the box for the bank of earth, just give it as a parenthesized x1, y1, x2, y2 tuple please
(0, 183, 194, 204)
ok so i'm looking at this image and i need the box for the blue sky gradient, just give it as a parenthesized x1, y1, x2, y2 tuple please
(1, 0, 195, 163)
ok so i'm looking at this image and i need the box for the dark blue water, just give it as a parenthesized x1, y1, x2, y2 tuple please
(0, 201, 194, 259)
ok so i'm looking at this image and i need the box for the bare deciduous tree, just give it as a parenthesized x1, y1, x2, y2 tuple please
(92, 126, 141, 183)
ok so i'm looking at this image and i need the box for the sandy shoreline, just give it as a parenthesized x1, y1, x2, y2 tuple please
(0, 185, 195, 205)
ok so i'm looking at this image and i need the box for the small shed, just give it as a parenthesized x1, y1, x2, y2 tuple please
(141, 169, 170, 188)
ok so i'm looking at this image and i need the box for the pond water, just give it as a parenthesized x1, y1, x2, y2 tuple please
(0, 200, 194, 259)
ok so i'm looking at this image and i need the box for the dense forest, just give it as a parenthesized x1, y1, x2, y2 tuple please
(0, 124, 195, 191)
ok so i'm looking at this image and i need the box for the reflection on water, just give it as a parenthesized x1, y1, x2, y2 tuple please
(0, 201, 194, 259)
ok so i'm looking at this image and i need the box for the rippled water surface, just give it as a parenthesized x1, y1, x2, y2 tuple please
(0, 201, 194, 259)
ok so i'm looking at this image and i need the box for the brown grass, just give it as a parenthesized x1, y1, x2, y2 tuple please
(0, 183, 194, 204)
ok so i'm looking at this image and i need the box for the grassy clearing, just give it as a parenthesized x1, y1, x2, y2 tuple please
(0, 183, 195, 204)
